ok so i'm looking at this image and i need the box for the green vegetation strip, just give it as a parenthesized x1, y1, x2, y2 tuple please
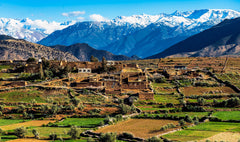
(0, 119, 26, 126)
(212, 111, 240, 121)
(163, 122, 240, 141)
(0, 90, 45, 103)
(55, 118, 105, 128)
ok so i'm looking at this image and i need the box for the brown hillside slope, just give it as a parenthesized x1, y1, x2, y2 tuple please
(0, 38, 79, 61)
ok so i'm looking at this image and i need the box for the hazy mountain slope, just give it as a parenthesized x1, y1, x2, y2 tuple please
(39, 21, 143, 48)
(147, 17, 240, 58)
(0, 35, 79, 61)
(38, 9, 240, 58)
(51, 43, 132, 61)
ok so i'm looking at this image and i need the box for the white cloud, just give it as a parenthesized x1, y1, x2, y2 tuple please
(77, 17, 85, 20)
(89, 14, 108, 22)
(62, 11, 85, 17)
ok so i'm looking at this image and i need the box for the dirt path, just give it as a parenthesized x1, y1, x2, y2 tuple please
(198, 132, 240, 142)
(0, 120, 55, 131)
(7, 138, 49, 142)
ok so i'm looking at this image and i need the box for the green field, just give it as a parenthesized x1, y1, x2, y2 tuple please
(169, 112, 209, 119)
(26, 127, 72, 138)
(0, 73, 19, 79)
(0, 135, 17, 142)
(152, 83, 175, 88)
(216, 73, 240, 89)
(163, 122, 240, 141)
(0, 65, 12, 70)
(212, 111, 240, 121)
(0, 90, 46, 103)
(154, 94, 179, 104)
(139, 107, 175, 111)
(0, 119, 26, 126)
(55, 118, 105, 128)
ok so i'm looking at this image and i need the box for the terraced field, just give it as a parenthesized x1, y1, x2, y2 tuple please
(163, 122, 240, 141)
(95, 119, 180, 138)
(0, 120, 55, 130)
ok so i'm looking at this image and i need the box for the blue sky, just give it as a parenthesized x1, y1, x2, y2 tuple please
(0, 0, 239, 22)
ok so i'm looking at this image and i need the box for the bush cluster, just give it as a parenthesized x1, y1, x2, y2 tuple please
(160, 123, 176, 131)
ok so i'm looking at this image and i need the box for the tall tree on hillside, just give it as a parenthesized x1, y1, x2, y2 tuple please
(102, 56, 107, 72)
(90, 55, 99, 62)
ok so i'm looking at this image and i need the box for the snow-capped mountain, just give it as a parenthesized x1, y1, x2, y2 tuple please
(38, 9, 240, 57)
(0, 18, 76, 42)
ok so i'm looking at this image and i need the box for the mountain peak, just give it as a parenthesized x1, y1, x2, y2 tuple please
(0, 17, 76, 42)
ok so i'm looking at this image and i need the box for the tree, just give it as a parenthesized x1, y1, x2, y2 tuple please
(32, 129, 40, 139)
(184, 115, 193, 123)
(179, 98, 186, 107)
(146, 136, 163, 142)
(31, 99, 37, 106)
(70, 98, 81, 107)
(0, 105, 5, 111)
(68, 125, 81, 139)
(193, 116, 199, 125)
(49, 132, 57, 140)
(102, 56, 107, 72)
(17, 105, 25, 113)
(197, 97, 206, 106)
(23, 112, 28, 119)
(0, 128, 3, 135)
(14, 127, 27, 138)
(26, 57, 36, 63)
(99, 132, 117, 142)
(90, 55, 99, 62)
(179, 119, 185, 126)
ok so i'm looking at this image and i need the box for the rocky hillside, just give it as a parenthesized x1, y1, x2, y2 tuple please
(51, 43, 132, 61)
(0, 36, 79, 61)
(147, 17, 240, 58)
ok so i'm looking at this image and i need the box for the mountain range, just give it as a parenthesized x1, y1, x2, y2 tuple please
(1, 9, 240, 60)
(0, 18, 75, 43)
(38, 9, 240, 58)
(148, 17, 240, 58)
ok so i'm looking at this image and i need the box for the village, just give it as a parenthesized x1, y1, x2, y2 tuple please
(0, 57, 240, 142)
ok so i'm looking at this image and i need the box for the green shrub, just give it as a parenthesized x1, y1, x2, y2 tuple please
(193, 116, 199, 125)
(14, 127, 27, 138)
(32, 129, 39, 139)
(118, 132, 134, 139)
(68, 125, 81, 139)
(119, 104, 136, 114)
(87, 137, 95, 142)
(49, 132, 57, 140)
(99, 132, 117, 142)
(147, 136, 163, 142)
(179, 119, 185, 126)
(184, 115, 193, 123)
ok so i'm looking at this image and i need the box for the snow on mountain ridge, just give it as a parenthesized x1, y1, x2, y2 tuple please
(110, 9, 240, 28)
(0, 18, 76, 42)
(2, 9, 239, 44)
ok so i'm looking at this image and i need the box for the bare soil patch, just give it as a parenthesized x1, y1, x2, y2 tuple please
(198, 132, 240, 142)
(7, 138, 49, 142)
(181, 87, 236, 96)
(95, 119, 179, 139)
